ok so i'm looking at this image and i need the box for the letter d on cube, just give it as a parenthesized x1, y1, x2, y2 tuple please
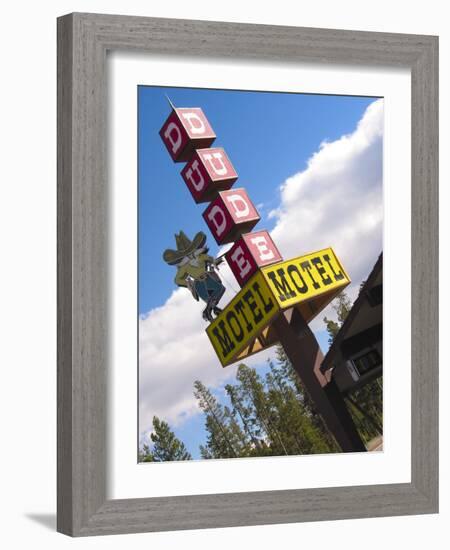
(202, 188, 260, 245)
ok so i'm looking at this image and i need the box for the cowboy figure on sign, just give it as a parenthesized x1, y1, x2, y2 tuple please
(163, 231, 226, 322)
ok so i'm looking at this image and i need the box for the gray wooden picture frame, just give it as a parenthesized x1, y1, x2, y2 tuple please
(57, 12, 438, 537)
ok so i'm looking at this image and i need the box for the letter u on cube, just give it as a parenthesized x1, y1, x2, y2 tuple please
(181, 147, 238, 203)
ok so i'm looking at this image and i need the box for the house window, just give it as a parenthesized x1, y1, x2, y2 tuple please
(351, 348, 381, 377)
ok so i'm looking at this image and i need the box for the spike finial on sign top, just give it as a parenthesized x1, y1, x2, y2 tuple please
(165, 94, 176, 111)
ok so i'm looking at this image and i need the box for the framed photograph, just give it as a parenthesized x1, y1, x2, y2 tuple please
(57, 13, 438, 536)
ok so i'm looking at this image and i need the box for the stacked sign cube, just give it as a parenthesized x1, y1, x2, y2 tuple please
(202, 189, 260, 245)
(181, 148, 238, 203)
(225, 230, 283, 286)
(159, 104, 352, 377)
(160, 104, 282, 290)
(160, 108, 216, 162)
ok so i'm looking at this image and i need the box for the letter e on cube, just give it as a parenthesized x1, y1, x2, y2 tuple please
(226, 230, 282, 286)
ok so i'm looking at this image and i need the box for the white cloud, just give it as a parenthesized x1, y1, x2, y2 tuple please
(270, 98, 383, 329)
(139, 98, 383, 437)
(139, 263, 273, 437)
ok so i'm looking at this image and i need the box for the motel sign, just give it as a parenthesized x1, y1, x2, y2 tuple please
(159, 103, 365, 453)
(160, 105, 350, 367)
(207, 248, 350, 366)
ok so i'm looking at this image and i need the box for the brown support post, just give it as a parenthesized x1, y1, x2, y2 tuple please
(273, 307, 366, 453)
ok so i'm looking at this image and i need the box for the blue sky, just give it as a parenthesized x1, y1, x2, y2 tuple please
(139, 86, 376, 313)
(138, 85, 382, 459)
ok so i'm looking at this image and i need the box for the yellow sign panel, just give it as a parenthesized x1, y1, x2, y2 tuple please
(206, 270, 279, 367)
(206, 247, 350, 367)
(261, 247, 350, 309)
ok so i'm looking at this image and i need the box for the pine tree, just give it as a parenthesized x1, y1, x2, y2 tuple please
(224, 404, 250, 454)
(275, 345, 339, 452)
(323, 318, 340, 344)
(199, 444, 214, 459)
(323, 291, 352, 344)
(138, 443, 155, 462)
(322, 290, 383, 444)
(225, 382, 265, 453)
(193, 380, 248, 458)
(265, 366, 304, 454)
(345, 380, 383, 443)
(150, 416, 192, 461)
(234, 364, 291, 456)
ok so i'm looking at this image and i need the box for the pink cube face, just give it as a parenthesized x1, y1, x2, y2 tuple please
(243, 230, 282, 266)
(226, 230, 283, 286)
(181, 147, 238, 203)
(202, 188, 261, 245)
(225, 241, 258, 287)
(159, 108, 216, 162)
(197, 148, 237, 183)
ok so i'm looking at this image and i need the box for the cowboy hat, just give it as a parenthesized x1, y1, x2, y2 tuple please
(162, 230, 207, 265)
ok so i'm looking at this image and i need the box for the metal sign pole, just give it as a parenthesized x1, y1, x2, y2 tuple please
(273, 308, 366, 453)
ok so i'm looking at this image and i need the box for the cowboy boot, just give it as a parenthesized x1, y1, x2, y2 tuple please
(202, 306, 214, 322)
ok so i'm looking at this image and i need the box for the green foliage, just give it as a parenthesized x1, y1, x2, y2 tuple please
(151, 416, 192, 461)
(265, 360, 332, 455)
(345, 378, 383, 443)
(324, 289, 383, 443)
(140, 288, 381, 461)
(274, 346, 340, 452)
(139, 416, 192, 463)
(193, 356, 339, 459)
(193, 380, 247, 458)
(323, 291, 352, 345)
(323, 318, 340, 344)
(138, 444, 154, 462)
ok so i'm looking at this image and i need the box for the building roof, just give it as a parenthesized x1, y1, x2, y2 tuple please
(320, 253, 383, 373)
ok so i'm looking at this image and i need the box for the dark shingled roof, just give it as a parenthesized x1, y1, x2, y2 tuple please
(320, 253, 383, 373)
